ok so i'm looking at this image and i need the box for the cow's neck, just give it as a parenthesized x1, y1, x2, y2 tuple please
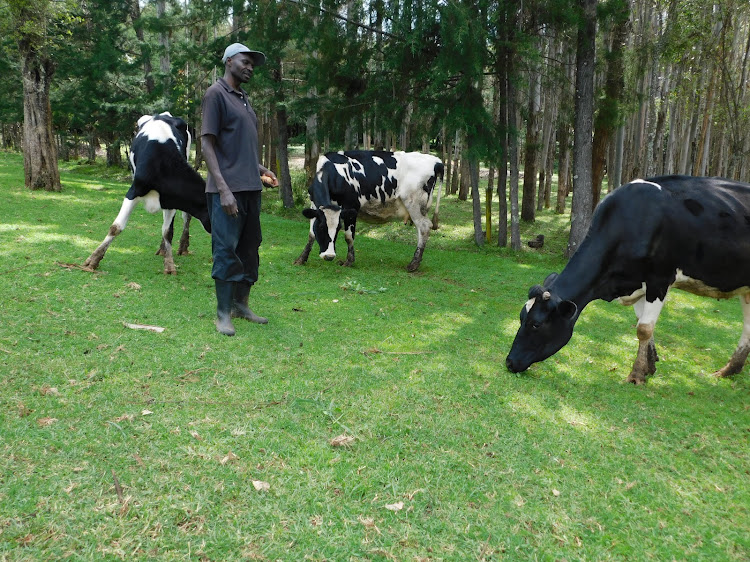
(551, 245, 605, 314)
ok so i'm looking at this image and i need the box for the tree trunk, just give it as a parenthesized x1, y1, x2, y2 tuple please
(276, 106, 294, 208)
(567, 0, 596, 258)
(129, 0, 155, 94)
(508, 74, 521, 251)
(556, 122, 571, 214)
(20, 41, 60, 191)
(458, 150, 470, 201)
(470, 156, 483, 247)
(522, 67, 539, 222)
(591, 3, 627, 207)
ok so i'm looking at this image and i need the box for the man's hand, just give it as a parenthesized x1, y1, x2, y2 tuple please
(220, 189, 238, 217)
(261, 171, 279, 187)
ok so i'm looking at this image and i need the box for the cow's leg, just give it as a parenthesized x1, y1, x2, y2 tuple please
(627, 296, 664, 384)
(156, 210, 175, 257)
(160, 209, 178, 275)
(294, 234, 315, 265)
(405, 208, 432, 272)
(713, 293, 750, 378)
(177, 212, 192, 255)
(341, 221, 356, 267)
(83, 197, 138, 270)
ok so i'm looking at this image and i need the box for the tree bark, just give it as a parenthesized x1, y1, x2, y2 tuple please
(567, 0, 596, 258)
(19, 38, 61, 191)
(276, 106, 294, 208)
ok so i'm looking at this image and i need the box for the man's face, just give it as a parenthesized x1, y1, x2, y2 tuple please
(227, 53, 255, 83)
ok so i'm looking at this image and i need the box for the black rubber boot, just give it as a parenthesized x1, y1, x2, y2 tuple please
(231, 282, 268, 324)
(214, 280, 236, 336)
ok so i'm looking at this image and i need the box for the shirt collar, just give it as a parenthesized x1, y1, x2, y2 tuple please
(217, 77, 248, 98)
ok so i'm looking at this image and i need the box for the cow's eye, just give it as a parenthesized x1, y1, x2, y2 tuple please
(531, 321, 542, 330)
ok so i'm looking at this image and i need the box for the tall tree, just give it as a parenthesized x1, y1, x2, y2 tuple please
(591, 0, 628, 206)
(567, 0, 597, 257)
(7, 0, 63, 190)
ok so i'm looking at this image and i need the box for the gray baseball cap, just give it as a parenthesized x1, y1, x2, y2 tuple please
(222, 43, 266, 66)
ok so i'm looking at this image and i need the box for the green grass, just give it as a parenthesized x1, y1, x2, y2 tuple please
(1, 151, 749, 561)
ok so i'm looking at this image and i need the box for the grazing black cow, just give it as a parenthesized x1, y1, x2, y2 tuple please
(84, 112, 210, 274)
(294, 150, 444, 272)
(506, 175, 750, 384)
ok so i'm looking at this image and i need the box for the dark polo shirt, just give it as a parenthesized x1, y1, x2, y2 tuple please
(201, 77, 263, 193)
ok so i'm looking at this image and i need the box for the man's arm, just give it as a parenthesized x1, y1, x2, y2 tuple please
(202, 134, 238, 217)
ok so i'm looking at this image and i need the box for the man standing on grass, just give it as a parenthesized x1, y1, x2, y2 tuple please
(201, 43, 278, 336)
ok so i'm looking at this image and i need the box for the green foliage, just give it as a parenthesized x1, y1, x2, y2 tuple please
(1, 149, 750, 560)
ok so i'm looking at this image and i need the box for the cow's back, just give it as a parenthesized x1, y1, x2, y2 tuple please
(584, 175, 750, 297)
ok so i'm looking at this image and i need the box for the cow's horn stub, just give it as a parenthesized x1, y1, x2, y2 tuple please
(542, 291, 551, 301)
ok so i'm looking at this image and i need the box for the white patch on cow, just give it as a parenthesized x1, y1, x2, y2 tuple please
(138, 118, 178, 145)
(320, 207, 340, 259)
(112, 197, 140, 232)
(617, 284, 647, 306)
(137, 115, 153, 129)
(673, 269, 750, 299)
(617, 269, 750, 308)
(631, 178, 662, 190)
(141, 190, 163, 214)
(633, 295, 664, 326)
(525, 298, 536, 312)
(372, 156, 384, 166)
(333, 162, 360, 191)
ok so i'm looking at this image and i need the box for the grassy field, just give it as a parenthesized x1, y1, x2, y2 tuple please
(1, 150, 748, 561)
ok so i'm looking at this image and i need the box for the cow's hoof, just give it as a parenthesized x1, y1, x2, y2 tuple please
(340, 260, 354, 267)
(164, 268, 177, 275)
(626, 373, 647, 385)
(406, 263, 420, 273)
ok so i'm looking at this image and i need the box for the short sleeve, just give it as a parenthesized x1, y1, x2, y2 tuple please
(201, 87, 222, 137)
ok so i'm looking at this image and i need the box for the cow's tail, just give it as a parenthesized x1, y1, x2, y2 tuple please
(431, 161, 444, 230)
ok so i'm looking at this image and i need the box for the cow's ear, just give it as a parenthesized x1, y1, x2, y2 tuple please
(341, 209, 358, 222)
(528, 284, 545, 299)
(557, 300, 577, 321)
(302, 208, 319, 219)
(543, 272, 558, 287)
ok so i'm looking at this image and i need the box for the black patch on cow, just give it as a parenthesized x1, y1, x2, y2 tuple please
(128, 114, 210, 232)
(683, 198, 703, 216)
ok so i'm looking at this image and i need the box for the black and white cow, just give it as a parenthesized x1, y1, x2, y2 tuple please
(294, 150, 444, 272)
(506, 175, 750, 384)
(83, 112, 210, 274)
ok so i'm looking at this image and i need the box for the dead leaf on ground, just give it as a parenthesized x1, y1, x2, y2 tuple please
(358, 516, 381, 534)
(124, 323, 165, 333)
(114, 414, 134, 423)
(384, 501, 404, 512)
(126, 282, 142, 291)
(364, 347, 382, 355)
(252, 480, 270, 491)
(190, 430, 202, 441)
(552, 489, 561, 497)
(39, 386, 59, 396)
(330, 434, 355, 447)
(37, 417, 58, 427)
(219, 452, 238, 465)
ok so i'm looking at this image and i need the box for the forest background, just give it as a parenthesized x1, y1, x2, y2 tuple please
(2, 0, 750, 254)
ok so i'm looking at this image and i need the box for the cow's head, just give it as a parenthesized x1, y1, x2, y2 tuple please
(302, 205, 356, 261)
(505, 274, 578, 373)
